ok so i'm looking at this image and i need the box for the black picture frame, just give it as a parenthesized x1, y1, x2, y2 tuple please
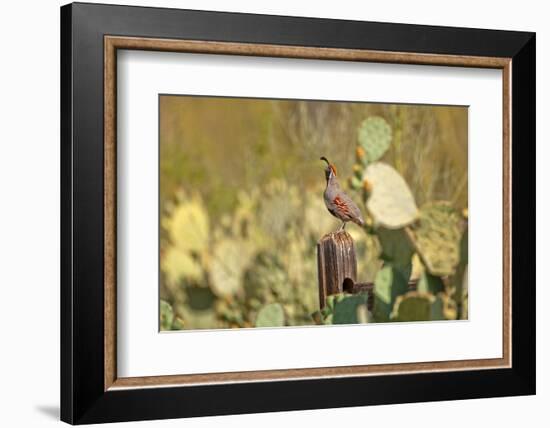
(61, 2, 535, 424)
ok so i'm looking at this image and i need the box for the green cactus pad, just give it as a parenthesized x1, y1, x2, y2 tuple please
(416, 271, 445, 295)
(377, 227, 415, 269)
(160, 300, 175, 331)
(364, 162, 418, 229)
(357, 116, 392, 163)
(255, 303, 285, 327)
(406, 201, 463, 277)
(391, 291, 445, 322)
(372, 264, 410, 322)
(333, 293, 370, 324)
(325, 293, 345, 312)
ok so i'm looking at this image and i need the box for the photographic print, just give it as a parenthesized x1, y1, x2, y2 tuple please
(159, 95, 468, 331)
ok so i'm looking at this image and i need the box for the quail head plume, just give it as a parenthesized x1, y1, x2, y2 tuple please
(320, 156, 365, 232)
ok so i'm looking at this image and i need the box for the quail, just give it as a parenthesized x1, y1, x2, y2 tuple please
(321, 156, 365, 231)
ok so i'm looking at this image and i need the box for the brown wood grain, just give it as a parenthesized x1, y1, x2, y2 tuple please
(317, 231, 357, 308)
(110, 357, 507, 389)
(103, 35, 512, 391)
(104, 36, 117, 391)
(105, 36, 510, 68)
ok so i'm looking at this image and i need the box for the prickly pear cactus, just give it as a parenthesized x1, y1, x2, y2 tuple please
(209, 238, 253, 297)
(160, 299, 175, 331)
(357, 116, 392, 163)
(255, 303, 285, 327)
(377, 227, 414, 269)
(215, 297, 244, 327)
(406, 201, 462, 277)
(161, 194, 209, 285)
(363, 162, 418, 229)
(333, 293, 370, 324)
(244, 251, 290, 303)
(391, 291, 445, 322)
(416, 271, 445, 295)
(311, 293, 369, 325)
(451, 223, 468, 319)
(311, 294, 346, 325)
(258, 179, 301, 239)
(161, 247, 203, 284)
(347, 226, 382, 282)
(372, 264, 410, 322)
(162, 194, 209, 254)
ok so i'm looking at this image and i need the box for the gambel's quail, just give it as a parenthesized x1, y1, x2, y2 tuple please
(320, 156, 365, 231)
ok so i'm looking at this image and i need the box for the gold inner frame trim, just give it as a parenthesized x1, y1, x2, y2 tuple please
(104, 35, 512, 391)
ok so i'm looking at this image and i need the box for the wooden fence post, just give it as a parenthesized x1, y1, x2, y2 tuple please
(316, 231, 357, 309)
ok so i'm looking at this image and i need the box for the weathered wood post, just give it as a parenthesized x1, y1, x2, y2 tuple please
(316, 230, 357, 309)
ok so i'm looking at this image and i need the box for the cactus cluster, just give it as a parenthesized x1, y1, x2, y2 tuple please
(160, 112, 468, 329)
(321, 115, 468, 325)
(160, 180, 332, 330)
(363, 162, 418, 229)
(406, 201, 462, 277)
(161, 194, 209, 286)
(312, 292, 369, 325)
(361, 116, 466, 324)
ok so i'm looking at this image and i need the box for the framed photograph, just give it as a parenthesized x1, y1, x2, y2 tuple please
(60, 2, 535, 424)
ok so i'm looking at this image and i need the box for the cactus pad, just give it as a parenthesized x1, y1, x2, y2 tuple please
(255, 303, 285, 327)
(160, 300, 175, 331)
(161, 246, 203, 285)
(209, 238, 253, 297)
(363, 162, 418, 229)
(373, 264, 410, 321)
(163, 195, 209, 254)
(377, 227, 414, 268)
(391, 291, 445, 322)
(416, 271, 444, 295)
(406, 201, 463, 277)
(333, 293, 370, 324)
(357, 116, 392, 163)
(244, 251, 290, 303)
